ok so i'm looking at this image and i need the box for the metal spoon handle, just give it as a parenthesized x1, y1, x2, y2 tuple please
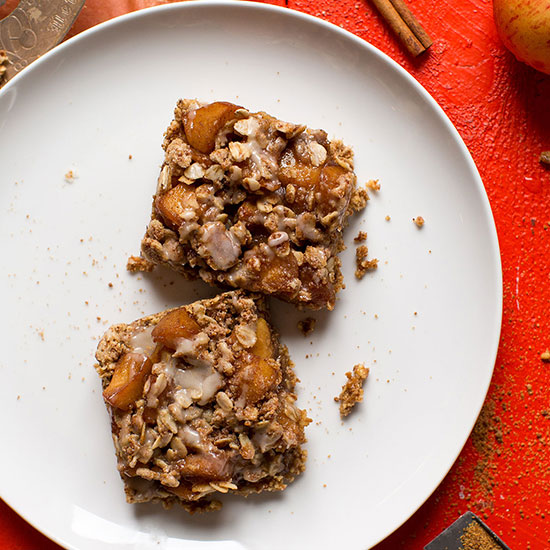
(0, 0, 86, 85)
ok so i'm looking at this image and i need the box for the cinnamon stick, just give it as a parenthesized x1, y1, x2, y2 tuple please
(389, 0, 433, 48)
(370, 0, 432, 57)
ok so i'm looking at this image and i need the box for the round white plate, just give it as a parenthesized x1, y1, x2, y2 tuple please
(0, 2, 502, 549)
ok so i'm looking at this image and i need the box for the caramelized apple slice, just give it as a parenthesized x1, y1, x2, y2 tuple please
(177, 452, 232, 481)
(299, 264, 336, 310)
(183, 102, 241, 154)
(155, 183, 199, 229)
(318, 164, 351, 215)
(235, 354, 280, 405)
(103, 352, 152, 411)
(259, 252, 299, 295)
(166, 481, 195, 500)
(152, 308, 201, 350)
(250, 317, 273, 360)
(278, 161, 322, 189)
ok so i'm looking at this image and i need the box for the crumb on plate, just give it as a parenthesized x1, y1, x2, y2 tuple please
(413, 216, 425, 228)
(365, 179, 380, 191)
(127, 255, 155, 273)
(355, 245, 378, 279)
(64, 170, 77, 183)
(334, 363, 369, 418)
(297, 317, 316, 336)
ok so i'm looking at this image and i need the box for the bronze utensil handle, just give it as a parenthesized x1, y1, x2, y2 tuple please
(0, 0, 86, 85)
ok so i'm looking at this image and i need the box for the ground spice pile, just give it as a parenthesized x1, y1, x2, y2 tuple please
(460, 519, 501, 550)
(470, 397, 503, 515)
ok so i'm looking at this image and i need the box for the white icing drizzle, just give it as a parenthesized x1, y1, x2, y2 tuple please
(166, 362, 223, 407)
(181, 425, 203, 449)
(201, 221, 242, 270)
(130, 326, 155, 356)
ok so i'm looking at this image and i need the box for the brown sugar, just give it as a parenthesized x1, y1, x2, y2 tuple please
(413, 216, 425, 228)
(460, 519, 501, 550)
(334, 363, 369, 417)
(297, 317, 316, 336)
(355, 245, 378, 279)
(126, 255, 155, 273)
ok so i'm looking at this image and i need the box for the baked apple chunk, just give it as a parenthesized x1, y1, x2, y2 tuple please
(138, 99, 368, 310)
(94, 291, 309, 512)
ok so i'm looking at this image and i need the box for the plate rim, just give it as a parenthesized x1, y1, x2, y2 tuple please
(0, 1, 503, 549)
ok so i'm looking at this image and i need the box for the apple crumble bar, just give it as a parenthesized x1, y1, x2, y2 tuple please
(95, 291, 309, 512)
(139, 99, 367, 310)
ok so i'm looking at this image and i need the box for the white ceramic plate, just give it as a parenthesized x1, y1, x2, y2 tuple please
(0, 2, 502, 549)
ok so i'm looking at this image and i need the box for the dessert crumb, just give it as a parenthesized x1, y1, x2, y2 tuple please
(413, 216, 425, 228)
(334, 363, 369, 418)
(64, 169, 78, 183)
(126, 255, 155, 273)
(354, 231, 367, 243)
(128, 154, 133, 160)
(355, 245, 378, 279)
(385, 215, 391, 221)
(541, 349, 550, 362)
(297, 317, 316, 336)
(366, 179, 380, 191)
(540, 151, 550, 166)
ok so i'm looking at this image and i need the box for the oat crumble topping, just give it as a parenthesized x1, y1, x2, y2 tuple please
(334, 364, 369, 418)
(138, 100, 368, 310)
(95, 290, 309, 511)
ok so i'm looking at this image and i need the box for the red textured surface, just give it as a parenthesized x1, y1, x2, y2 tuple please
(1, 0, 550, 548)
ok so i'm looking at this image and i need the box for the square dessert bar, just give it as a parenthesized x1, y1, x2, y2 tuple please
(95, 291, 309, 512)
(140, 100, 367, 310)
